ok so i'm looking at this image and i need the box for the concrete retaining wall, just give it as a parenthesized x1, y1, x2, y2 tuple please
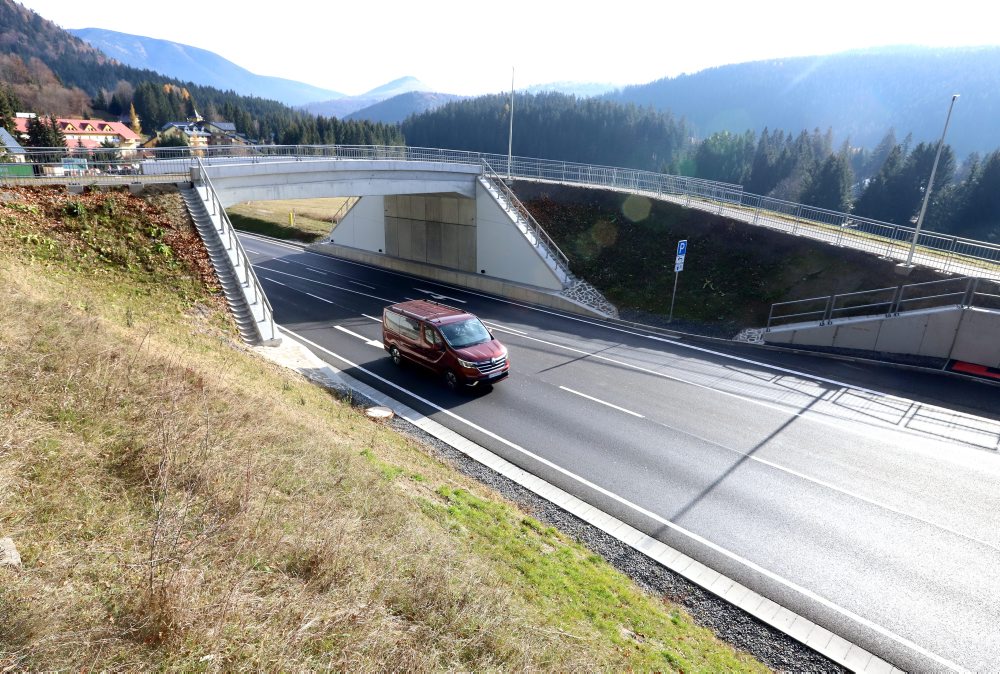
(475, 181, 563, 291)
(385, 194, 477, 273)
(307, 242, 606, 318)
(764, 306, 1000, 367)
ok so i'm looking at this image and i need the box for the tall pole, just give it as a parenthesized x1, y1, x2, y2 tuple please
(905, 94, 959, 266)
(507, 67, 514, 181)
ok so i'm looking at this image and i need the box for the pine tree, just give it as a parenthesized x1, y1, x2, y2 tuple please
(129, 103, 141, 136)
(0, 85, 20, 134)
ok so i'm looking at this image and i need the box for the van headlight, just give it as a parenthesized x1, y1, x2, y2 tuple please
(457, 358, 477, 369)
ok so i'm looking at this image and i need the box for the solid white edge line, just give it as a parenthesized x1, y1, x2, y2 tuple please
(559, 385, 645, 418)
(280, 326, 963, 673)
(362, 314, 382, 322)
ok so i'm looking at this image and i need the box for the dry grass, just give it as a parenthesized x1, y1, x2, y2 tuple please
(0, 186, 769, 672)
(228, 198, 353, 242)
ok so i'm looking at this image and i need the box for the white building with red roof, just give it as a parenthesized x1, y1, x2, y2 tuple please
(13, 116, 141, 153)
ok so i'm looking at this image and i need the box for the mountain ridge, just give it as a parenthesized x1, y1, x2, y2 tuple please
(70, 27, 345, 106)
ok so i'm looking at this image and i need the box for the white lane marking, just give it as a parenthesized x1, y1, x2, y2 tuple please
(271, 258, 290, 264)
(306, 292, 332, 304)
(335, 325, 383, 348)
(559, 386, 645, 418)
(363, 314, 382, 322)
(651, 418, 1000, 556)
(491, 326, 989, 448)
(259, 276, 286, 287)
(255, 267, 396, 304)
(415, 288, 467, 303)
(484, 321, 526, 335)
(244, 234, 992, 437)
(283, 327, 965, 673)
(298, 263, 376, 289)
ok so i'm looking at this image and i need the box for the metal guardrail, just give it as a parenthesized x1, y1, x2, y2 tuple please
(766, 276, 1000, 328)
(193, 158, 278, 343)
(5, 144, 998, 279)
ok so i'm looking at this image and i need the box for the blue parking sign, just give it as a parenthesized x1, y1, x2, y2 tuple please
(677, 240, 687, 257)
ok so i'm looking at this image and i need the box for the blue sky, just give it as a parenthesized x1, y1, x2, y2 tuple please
(16, 0, 1000, 96)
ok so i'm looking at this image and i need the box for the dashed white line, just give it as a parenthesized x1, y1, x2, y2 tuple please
(559, 386, 645, 418)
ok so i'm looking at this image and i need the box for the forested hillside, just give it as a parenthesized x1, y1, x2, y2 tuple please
(606, 47, 1000, 157)
(0, 0, 402, 145)
(402, 92, 691, 171)
(70, 28, 344, 106)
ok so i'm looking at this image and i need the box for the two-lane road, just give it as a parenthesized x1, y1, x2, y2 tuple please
(243, 233, 1000, 672)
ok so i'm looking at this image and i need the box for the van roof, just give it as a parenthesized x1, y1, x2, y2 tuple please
(386, 299, 472, 324)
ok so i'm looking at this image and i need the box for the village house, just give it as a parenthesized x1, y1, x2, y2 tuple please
(13, 114, 141, 153)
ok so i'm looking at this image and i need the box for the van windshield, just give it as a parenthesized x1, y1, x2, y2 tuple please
(439, 318, 492, 349)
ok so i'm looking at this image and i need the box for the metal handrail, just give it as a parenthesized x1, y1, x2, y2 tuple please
(767, 276, 1000, 328)
(479, 159, 572, 272)
(194, 158, 277, 342)
(8, 144, 999, 278)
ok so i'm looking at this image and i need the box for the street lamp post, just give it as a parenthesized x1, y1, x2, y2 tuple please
(507, 68, 514, 181)
(902, 94, 959, 269)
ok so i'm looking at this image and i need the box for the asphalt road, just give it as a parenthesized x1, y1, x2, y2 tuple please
(243, 233, 1000, 672)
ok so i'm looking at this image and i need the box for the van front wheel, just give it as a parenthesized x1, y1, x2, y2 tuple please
(444, 370, 459, 391)
(390, 346, 402, 366)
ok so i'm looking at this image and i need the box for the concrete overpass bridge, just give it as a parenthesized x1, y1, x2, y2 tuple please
(6, 144, 1000, 349)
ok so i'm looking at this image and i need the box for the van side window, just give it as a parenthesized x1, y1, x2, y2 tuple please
(386, 311, 420, 340)
(423, 326, 440, 347)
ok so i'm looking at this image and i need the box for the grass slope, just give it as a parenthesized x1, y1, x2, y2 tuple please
(517, 182, 950, 335)
(0, 185, 768, 671)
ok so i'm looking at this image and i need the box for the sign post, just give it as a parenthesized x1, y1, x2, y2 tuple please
(669, 239, 687, 323)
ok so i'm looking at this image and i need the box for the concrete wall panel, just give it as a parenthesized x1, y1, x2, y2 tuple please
(327, 195, 385, 252)
(475, 182, 562, 290)
(385, 216, 398, 256)
(442, 197, 459, 225)
(441, 223, 460, 269)
(874, 314, 928, 354)
(458, 224, 477, 273)
(411, 219, 427, 262)
(397, 218, 413, 259)
(426, 221, 443, 266)
(458, 197, 476, 226)
(425, 196, 443, 224)
(831, 322, 880, 351)
(916, 309, 962, 357)
(951, 309, 1000, 367)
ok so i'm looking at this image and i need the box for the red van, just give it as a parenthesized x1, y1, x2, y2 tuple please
(382, 300, 509, 390)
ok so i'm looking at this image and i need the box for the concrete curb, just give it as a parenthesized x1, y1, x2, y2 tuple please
(253, 327, 901, 674)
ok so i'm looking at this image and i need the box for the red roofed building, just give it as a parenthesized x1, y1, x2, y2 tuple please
(14, 117, 141, 153)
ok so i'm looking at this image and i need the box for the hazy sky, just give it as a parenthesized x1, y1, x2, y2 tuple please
(16, 0, 999, 96)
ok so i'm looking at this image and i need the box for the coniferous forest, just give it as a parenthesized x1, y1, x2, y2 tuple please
(1, 0, 997, 241)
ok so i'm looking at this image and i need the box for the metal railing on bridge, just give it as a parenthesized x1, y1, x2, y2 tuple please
(766, 276, 1000, 329)
(5, 143, 998, 280)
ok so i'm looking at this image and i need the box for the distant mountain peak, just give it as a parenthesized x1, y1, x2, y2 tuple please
(362, 76, 430, 98)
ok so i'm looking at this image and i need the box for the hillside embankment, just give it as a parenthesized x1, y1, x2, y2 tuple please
(516, 182, 951, 337)
(0, 184, 773, 670)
